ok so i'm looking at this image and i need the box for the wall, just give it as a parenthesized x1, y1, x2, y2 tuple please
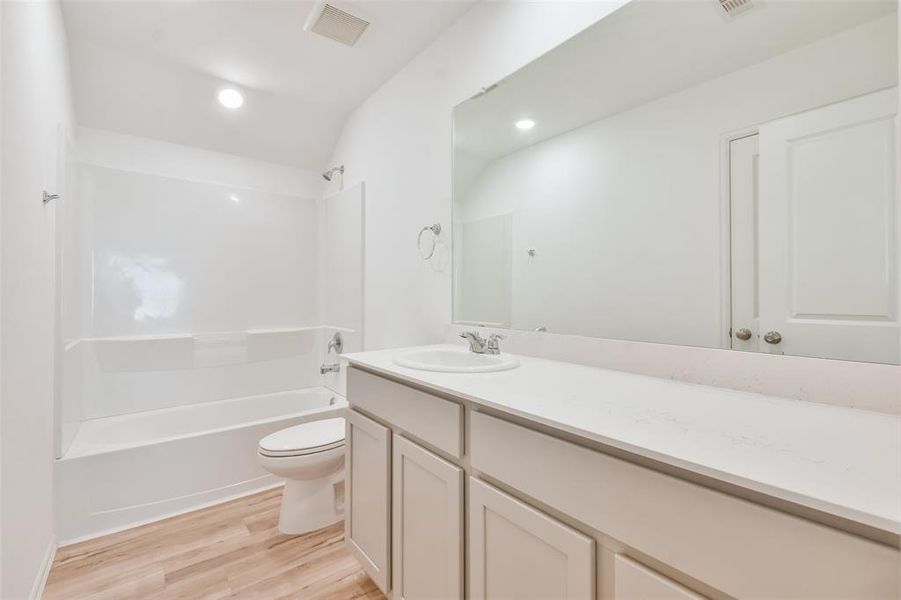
(326, 1, 628, 350)
(457, 15, 898, 348)
(60, 129, 326, 428)
(76, 127, 324, 198)
(0, 1, 75, 597)
(85, 164, 318, 337)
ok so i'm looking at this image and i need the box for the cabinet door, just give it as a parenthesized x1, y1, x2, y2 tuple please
(392, 435, 463, 600)
(614, 555, 703, 600)
(345, 409, 391, 593)
(469, 478, 594, 600)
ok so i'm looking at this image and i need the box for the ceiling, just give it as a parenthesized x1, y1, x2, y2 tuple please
(61, 0, 474, 171)
(454, 0, 898, 189)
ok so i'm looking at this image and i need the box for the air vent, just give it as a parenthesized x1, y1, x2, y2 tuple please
(715, 0, 754, 18)
(306, 2, 370, 47)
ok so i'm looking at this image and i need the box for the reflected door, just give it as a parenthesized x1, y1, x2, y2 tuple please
(729, 133, 760, 353)
(757, 88, 899, 363)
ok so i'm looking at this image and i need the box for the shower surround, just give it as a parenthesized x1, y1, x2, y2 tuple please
(55, 128, 364, 542)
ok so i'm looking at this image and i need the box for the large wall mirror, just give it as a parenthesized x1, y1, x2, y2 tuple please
(452, 0, 900, 364)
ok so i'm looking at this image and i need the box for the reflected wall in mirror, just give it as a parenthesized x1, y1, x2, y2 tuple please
(453, 0, 900, 364)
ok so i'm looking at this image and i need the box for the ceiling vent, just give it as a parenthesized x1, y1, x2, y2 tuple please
(305, 2, 370, 47)
(715, 0, 754, 18)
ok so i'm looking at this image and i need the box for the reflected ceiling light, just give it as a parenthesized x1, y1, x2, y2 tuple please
(515, 119, 535, 131)
(229, 193, 241, 203)
(218, 88, 244, 109)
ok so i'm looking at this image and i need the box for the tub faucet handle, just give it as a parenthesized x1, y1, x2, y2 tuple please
(327, 332, 343, 355)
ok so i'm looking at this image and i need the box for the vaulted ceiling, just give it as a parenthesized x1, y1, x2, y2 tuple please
(61, 1, 474, 171)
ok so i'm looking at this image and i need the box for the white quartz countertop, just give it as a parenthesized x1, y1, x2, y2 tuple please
(344, 344, 901, 538)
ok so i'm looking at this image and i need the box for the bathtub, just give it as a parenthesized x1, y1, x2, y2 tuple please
(56, 387, 346, 543)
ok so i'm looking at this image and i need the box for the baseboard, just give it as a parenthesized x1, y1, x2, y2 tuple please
(29, 537, 57, 600)
(58, 481, 284, 547)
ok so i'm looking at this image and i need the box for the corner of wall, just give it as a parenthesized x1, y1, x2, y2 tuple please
(28, 539, 57, 600)
(323, 1, 624, 350)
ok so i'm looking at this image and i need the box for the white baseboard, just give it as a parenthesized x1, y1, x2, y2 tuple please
(29, 537, 57, 600)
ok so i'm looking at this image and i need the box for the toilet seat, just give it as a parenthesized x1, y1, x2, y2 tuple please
(258, 418, 345, 458)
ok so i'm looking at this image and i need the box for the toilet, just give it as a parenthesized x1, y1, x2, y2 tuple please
(257, 417, 346, 535)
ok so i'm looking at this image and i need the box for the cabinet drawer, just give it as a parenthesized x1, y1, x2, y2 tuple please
(469, 478, 594, 600)
(470, 411, 898, 599)
(614, 555, 703, 600)
(348, 367, 463, 458)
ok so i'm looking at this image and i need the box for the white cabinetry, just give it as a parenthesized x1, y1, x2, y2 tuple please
(345, 409, 391, 593)
(469, 477, 594, 600)
(345, 366, 899, 600)
(392, 435, 463, 600)
(614, 555, 703, 600)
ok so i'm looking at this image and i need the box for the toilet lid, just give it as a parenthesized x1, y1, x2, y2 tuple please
(259, 418, 345, 457)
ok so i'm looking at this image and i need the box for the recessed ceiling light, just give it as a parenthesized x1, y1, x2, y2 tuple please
(229, 193, 241, 203)
(515, 119, 535, 131)
(218, 88, 244, 109)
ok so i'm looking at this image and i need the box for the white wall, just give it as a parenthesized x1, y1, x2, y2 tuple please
(76, 127, 325, 199)
(58, 129, 327, 424)
(458, 14, 898, 348)
(85, 164, 319, 337)
(0, 1, 75, 597)
(326, 1, 627, 350)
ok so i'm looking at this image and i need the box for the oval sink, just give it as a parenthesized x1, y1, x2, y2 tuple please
(393, 347, 519, 373)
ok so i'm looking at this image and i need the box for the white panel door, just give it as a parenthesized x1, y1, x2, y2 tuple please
(345, 409, 391, 593)
(469, 478, 594, 600)
(614, 555, 703, 600)
(758, 88, 899, 363)
(392, 435, 463, 600)
(729, 133, 760, 353)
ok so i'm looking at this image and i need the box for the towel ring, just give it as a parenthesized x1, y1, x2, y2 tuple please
(417, 223, 442, 259)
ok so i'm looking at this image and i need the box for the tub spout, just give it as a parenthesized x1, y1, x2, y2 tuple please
(320, 363, 340, 375)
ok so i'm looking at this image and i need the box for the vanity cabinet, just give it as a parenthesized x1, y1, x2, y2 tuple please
(469, 477, 594, 600)
(392, 435, 463, 600)
(345, 366, 900, 600)
(345, 409, 391, 593)
(346, 368, 467, 599)
(614, 555, 702, 600)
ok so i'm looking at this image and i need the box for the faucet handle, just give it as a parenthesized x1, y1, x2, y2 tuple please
(486, 332, 505, 354)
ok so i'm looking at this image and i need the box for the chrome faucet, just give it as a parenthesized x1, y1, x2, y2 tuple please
(327, 332, 343, 354)
(486, 333, 505, 355)
(321, 332, 343, 374)
(460, 331, 505, 355)
(460, 331, 487, 353)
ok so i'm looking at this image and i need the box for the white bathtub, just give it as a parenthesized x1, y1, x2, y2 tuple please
(56, 387, 346, 543)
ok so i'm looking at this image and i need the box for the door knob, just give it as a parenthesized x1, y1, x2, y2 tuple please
(734, 328, 752, 341)
(763, 331, 782, 345)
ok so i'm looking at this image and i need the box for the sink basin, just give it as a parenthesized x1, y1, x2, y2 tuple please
(393, 347, 520, 373)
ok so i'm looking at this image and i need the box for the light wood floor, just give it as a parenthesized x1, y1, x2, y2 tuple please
(44, 488, 385, 599)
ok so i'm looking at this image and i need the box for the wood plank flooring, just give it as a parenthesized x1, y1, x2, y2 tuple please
(44, 488, 385, 599)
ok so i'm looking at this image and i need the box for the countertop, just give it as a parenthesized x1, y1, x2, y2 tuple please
(343, 344, 901, 539)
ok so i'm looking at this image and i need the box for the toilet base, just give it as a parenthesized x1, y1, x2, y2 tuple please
(278, 476, 344, 535)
